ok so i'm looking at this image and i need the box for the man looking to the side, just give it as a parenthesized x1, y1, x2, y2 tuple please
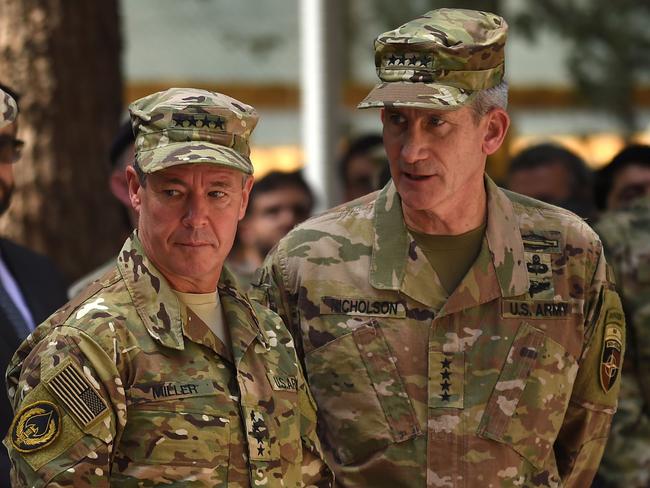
(252, 9, 624, 487)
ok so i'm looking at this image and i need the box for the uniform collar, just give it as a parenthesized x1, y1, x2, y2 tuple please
(118, 233, 185, 350)
(370, 176, 529, 309)
(217, 266, 270, 367)
(483, 176, 529, 298)
(118, 233, 266, 359)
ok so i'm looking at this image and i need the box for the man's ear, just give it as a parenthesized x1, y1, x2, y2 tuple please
(482, 108, 510, 156)
(110, 168, 131, 208)
(125, 166, 142, 213)
(239, 175, 255, 220)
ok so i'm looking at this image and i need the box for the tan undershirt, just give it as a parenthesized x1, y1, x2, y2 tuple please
(410, 222, 487, 295)
(174, 290, 229, 348)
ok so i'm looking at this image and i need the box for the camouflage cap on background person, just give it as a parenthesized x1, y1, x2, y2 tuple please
(129, 87, 259, 174)
(0, 88, 17, 129)
(358, 8, 507, 110)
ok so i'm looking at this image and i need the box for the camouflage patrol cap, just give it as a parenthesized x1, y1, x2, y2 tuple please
(0, 88, 17, 129)
(129, 88, 259, 174)
(358, 8, 507, 110)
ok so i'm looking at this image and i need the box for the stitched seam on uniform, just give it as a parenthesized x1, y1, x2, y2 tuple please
(580, 250, 607, 363)
(481, 326, 544, 438)
(352, 325, 400, 440)
(278, 242, 291, 313)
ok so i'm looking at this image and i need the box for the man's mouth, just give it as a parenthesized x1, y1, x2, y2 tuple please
(403, 172, 432, 181)
(176, 241, 212, 247)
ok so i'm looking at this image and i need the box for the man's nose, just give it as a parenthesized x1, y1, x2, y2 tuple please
(400, 125, 429, 165)
(182, 194, 209, 228)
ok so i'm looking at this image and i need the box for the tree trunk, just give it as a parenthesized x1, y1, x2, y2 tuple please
(0, 0, 128, 282)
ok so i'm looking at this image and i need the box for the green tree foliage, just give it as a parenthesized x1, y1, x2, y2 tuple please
(514, 0, 650, 134)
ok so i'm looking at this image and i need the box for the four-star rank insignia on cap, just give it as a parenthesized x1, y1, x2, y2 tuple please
(600, 323, 623, 393)
(10, 401, 61, 453)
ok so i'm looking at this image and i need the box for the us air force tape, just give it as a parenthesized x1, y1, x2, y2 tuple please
(10, 401, 61, 453)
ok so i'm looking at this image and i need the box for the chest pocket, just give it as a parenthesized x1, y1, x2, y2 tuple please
(477, 322, 577, 468)
(304, 319, 419, 465)
(114, 380, 232, 481)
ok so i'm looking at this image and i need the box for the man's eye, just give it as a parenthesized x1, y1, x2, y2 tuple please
(163, 189, 181, 197)
(388, 113, 405, 125)
(208, 190, 226, 199)
(429, 117, 444, 127)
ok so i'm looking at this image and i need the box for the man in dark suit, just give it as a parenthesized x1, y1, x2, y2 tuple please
(0, 83, 68, 487)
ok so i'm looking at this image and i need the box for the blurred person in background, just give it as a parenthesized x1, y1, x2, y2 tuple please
(338, 133, 389, 202)
(67, 119, 135, 298)
(594, 146, 650, 487)
(595, 144, 650, 211)
(228, 170, 314, 288)
(506, 142, 598, 222)
(0, 83, 68, 488)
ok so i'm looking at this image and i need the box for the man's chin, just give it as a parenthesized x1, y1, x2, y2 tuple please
(398, 190, 445, 212)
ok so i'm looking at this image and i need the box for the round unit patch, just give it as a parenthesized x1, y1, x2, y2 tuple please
(11, 401, 61, 453)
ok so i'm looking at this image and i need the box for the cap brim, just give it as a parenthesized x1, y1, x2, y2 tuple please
(357, 81, 476, 110)
(137, 141, 253, 175)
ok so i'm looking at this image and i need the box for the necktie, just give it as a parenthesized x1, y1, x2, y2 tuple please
(0, 282, 31, 340)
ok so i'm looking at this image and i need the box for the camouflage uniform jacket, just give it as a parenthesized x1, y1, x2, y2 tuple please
(4, 234, 333, 487)
(251, 177, 624, 488)
(595, 197, 650, 488)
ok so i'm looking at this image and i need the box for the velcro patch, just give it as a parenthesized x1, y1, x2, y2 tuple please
(46, 362, 108, 428)
(267, 373, 298, 392)
(320, 296, 406, 318)
(10, 401, 61, 453)
(521, 230, 563, 253)
(525, 252, 555, 300)
(502, 300, 574, 319)
(429, 351, 464, 409)
(129, 380, 216, 404)
(245, 409, 273, 460)
(600, 323, 623, 393)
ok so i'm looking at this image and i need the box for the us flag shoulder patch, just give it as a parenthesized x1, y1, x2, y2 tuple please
(46, 361, 108, 428)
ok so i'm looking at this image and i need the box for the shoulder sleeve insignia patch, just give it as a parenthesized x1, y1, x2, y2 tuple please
(600, 323, 623, 393)
(10, 401, 61, 453)
(45, 361, 108, 428)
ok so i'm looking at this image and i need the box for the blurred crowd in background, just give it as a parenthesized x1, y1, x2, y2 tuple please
(2, 0, 650, 486)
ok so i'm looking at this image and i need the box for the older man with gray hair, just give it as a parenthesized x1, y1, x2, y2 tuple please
(252, 9, 623, 487)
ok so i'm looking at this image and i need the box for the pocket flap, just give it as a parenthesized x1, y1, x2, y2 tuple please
(478, 323, 544, 440)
